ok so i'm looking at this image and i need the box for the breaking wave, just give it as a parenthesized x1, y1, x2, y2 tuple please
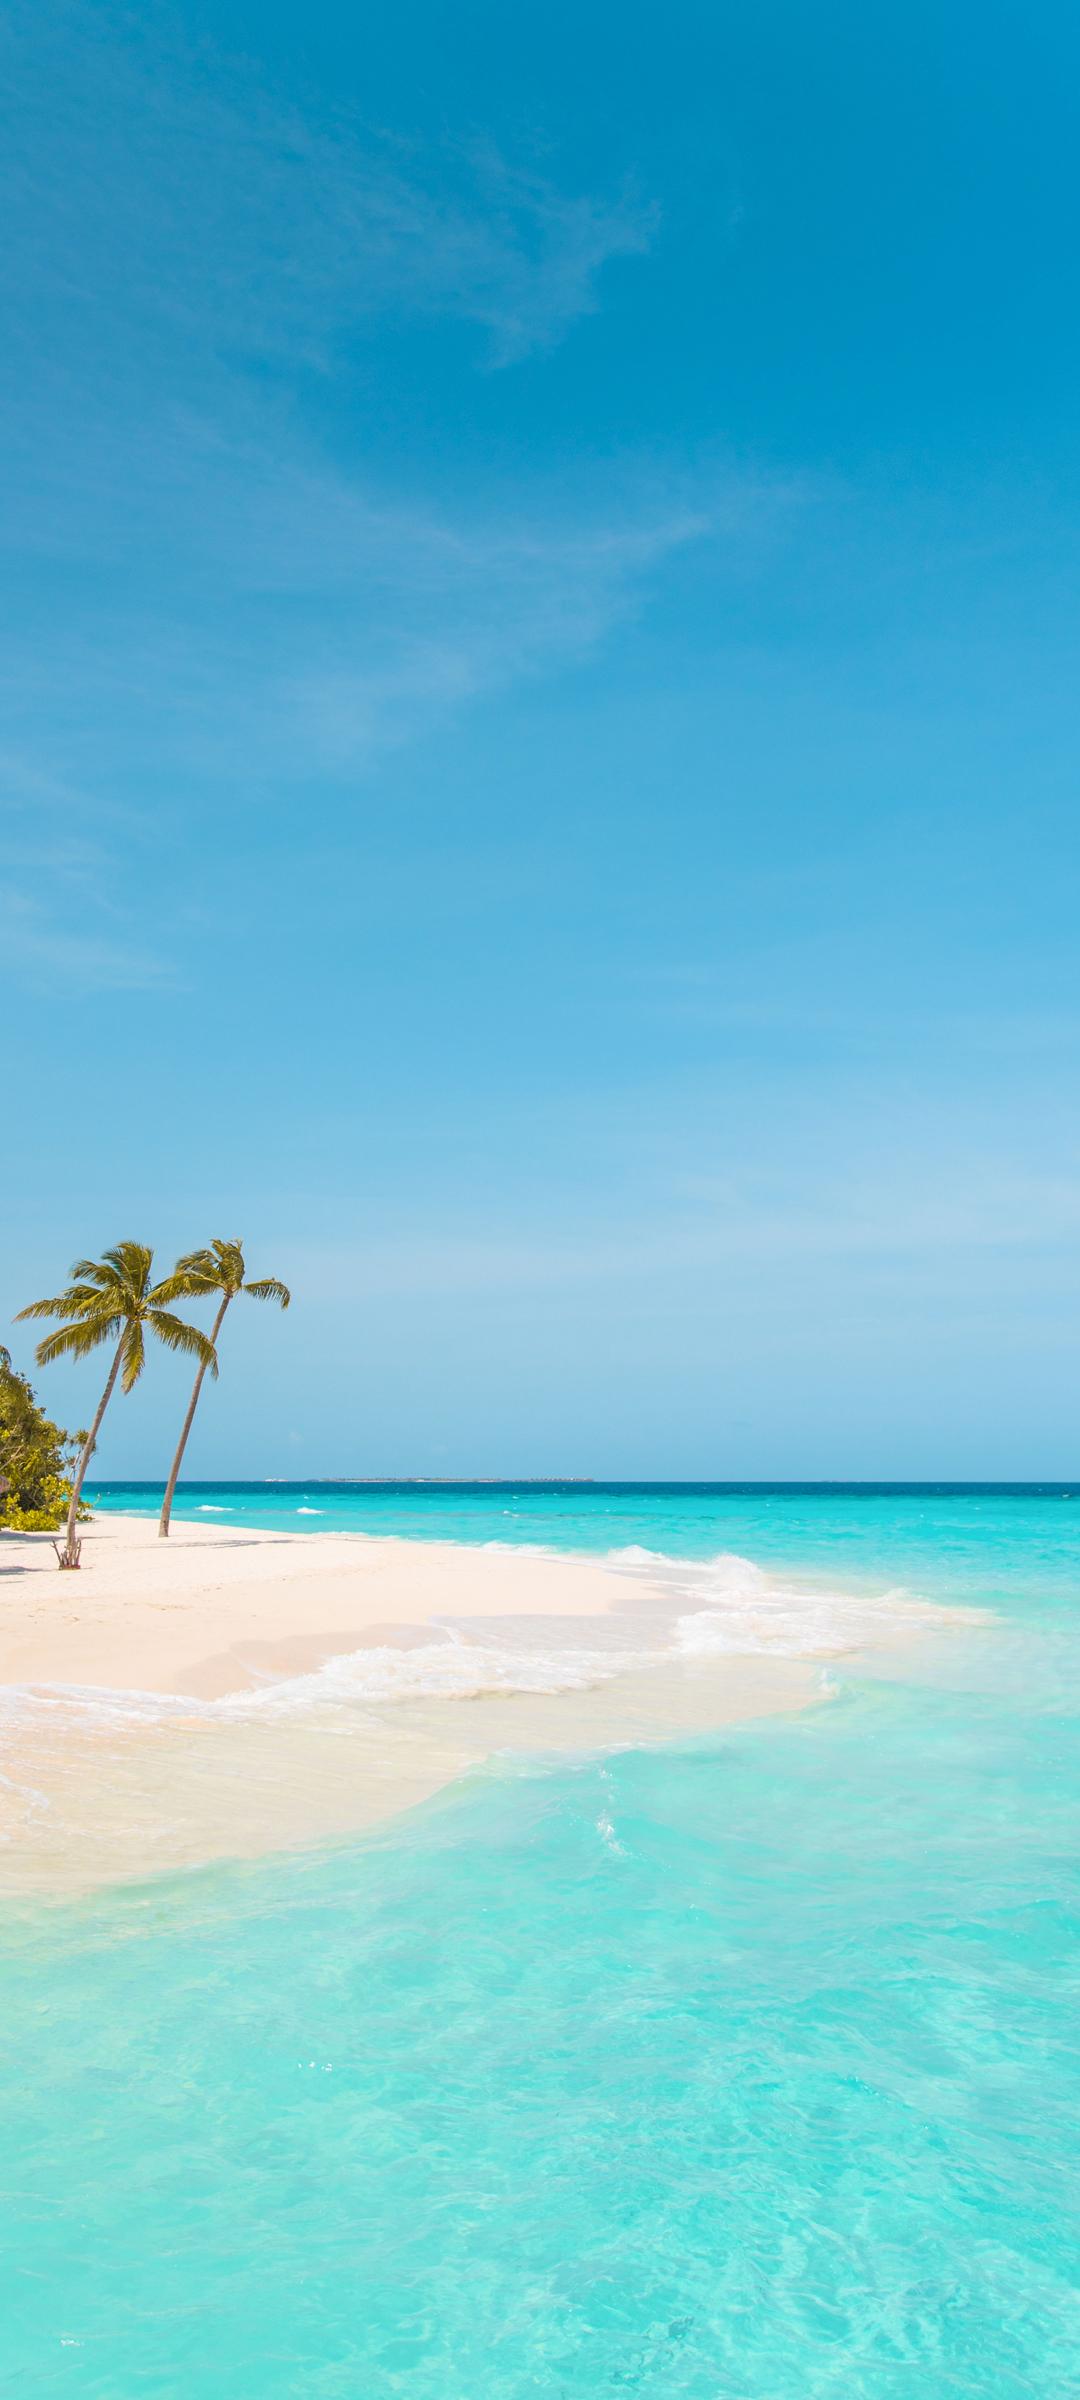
(0, 1546, 977, 1741)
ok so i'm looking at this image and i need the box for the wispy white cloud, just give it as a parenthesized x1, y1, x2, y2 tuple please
(281, 1159, 1080, 1304)
(2, 1, 654, 379)
(279, 481, 717, 764)
(0, 3, 698, 782)
(0, 890, 173, 993)
(0, 738, 185, 990)
(0, 4, 789, 988)
(0, 448, 728, 784)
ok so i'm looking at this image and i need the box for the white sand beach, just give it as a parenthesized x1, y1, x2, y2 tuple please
(0, 1510, 660, 1699)
(0, 1514, 965, 1898)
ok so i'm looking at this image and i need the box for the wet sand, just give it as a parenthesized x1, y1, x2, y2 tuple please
(0, 1514, 961, 1899)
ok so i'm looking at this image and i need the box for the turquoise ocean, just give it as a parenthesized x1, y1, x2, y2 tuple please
(3, 1483, 1079, 2395)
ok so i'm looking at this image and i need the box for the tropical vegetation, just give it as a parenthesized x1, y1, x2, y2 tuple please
(0, 1346, 87, 1533)
(158, 1239, 290, 1537)
(16, 1243, 217, 1566)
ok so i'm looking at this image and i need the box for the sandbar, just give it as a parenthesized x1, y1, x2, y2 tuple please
(0, 1513, 957, 1898)
(0, 1512, 654, 1699)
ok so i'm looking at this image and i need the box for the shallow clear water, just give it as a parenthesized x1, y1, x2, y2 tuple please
(6, 1488, 1080, 2394)
(90, 1473, 1080, 1598)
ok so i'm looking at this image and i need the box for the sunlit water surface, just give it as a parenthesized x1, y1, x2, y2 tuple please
(4, 1485, 1079, 2394)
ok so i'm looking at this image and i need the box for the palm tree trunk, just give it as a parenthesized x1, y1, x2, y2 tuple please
(62, 1332, 127, 1563)
(158, 1293, 231, 1536)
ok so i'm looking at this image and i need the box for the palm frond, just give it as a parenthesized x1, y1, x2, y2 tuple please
(34, 1316, 122, 1368)
(148, 1311, 219, 1376)
(16, 1290, 81, 1323)
(172, 1241, 244, 1294)
(121, 1320, 145, 1394)
(244, 1276, 291, 1308)
(69, 1257, 119, 1289)
(19, 1281, 112, 1323)
(100, 1242, 155, 1299)
(66, 1243, 147, 1292)
(209, 1239, 245, 1289)
(173, 1248, 218, 1279)
(152, 1268, 212, 1305)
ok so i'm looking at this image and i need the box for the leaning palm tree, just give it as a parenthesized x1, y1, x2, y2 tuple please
(158, 1239, 290, 1537)
(16, 1242, 217, 1567)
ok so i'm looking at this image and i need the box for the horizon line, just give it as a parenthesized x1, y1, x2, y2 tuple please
(86, 1476, 1078, 1493)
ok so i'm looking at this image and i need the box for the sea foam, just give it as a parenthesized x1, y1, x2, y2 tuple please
(0, 1544, 974, 1739)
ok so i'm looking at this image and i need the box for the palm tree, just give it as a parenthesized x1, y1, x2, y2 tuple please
(16, 1243, 217, 1567)
(158, 1239, 290, 1537)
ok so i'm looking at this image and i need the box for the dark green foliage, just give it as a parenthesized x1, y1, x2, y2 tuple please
(0, 1346, 89, 1532)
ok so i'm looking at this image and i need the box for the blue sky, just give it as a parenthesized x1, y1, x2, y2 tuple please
(4, 0, 1078, 1476)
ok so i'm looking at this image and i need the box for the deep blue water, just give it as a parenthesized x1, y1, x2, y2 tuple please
(5, 1485, 1079, 2394)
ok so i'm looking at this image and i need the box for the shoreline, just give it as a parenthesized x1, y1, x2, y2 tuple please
(0, 1513, 973, 1899)
(0, 1511, 656, 1701)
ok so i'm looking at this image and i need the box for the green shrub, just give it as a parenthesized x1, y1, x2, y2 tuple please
(0, 1347, 89, 1532)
